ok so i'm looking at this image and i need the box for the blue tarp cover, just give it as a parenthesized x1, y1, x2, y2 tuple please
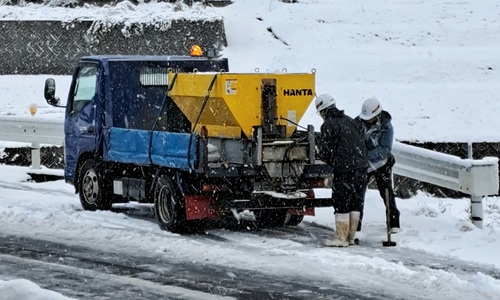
(151, 131, 197, 170)
(108, 127, 197, 171)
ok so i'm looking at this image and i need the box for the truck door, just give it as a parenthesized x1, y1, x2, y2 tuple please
(64, 63, 100, 182)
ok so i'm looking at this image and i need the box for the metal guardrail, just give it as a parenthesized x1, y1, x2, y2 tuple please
(0, 118, 498, 228)
(0, 116, 64, 169)
(393, 141, 499, 228)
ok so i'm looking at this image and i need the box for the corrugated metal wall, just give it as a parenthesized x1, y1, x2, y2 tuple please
(0, 19, 227, 75)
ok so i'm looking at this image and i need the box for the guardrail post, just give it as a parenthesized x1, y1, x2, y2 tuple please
(470, 195, 483, 229)
(466, 142, 483, 228)
(31, 142, 41, 170)
(467, 142, 473, 159)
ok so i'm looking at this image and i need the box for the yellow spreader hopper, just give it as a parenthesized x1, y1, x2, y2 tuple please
(167, 72, 315, 139)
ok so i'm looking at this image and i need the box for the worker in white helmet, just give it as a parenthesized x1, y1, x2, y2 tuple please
(315, 94, 369, 247)
(355, 97, 401, 234)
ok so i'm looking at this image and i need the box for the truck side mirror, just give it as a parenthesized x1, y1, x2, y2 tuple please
(44, 78, 61, 106)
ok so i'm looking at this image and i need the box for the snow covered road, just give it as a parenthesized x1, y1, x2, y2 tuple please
(0, 234, 372, 300)
(1, 165, 499, 299)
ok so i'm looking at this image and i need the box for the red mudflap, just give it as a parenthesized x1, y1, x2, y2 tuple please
(288, 207, 315, 216)
(287, 189, 316, 216)
(185, 195, 220, 220)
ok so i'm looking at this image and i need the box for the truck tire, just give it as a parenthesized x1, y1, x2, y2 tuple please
(284, 214, 304, 226)
(154, 175, 187, 233)
(78, 160, 113, 211)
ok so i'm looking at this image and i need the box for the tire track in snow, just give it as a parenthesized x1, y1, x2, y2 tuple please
(0, 235, 376, 300)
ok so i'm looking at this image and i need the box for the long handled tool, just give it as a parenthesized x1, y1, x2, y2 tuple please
(382, 188, 397, 247)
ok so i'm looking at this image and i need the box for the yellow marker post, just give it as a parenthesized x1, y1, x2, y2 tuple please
(29, 103, 38, 116)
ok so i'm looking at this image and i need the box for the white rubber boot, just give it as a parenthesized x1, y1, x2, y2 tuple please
(325, 213, 350, 247)
(348, 211, 361, 245)
(390, 227, 400, 234)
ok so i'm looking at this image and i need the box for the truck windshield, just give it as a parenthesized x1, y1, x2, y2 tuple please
(72, 66, 97, 114)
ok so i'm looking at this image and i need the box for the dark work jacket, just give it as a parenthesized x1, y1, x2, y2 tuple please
(317, 107, 368, 174)
(355, 110, 394, 172)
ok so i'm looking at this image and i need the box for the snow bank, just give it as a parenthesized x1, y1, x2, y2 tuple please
(0, 279, 75, 300)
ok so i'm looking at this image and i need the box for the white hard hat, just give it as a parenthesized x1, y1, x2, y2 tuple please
(315, 94, 336, 113)
(359, 97, 382, 120)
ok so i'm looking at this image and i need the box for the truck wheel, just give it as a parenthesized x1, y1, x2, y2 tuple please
(255, 209, 288, 228)
(154, 175, 187, 233)
(284, 214, 304, 226)
(78, 160, 112, 211)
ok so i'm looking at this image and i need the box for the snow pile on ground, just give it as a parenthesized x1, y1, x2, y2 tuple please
(0, 279, 75, 300)
(308, 190, 500, 268)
